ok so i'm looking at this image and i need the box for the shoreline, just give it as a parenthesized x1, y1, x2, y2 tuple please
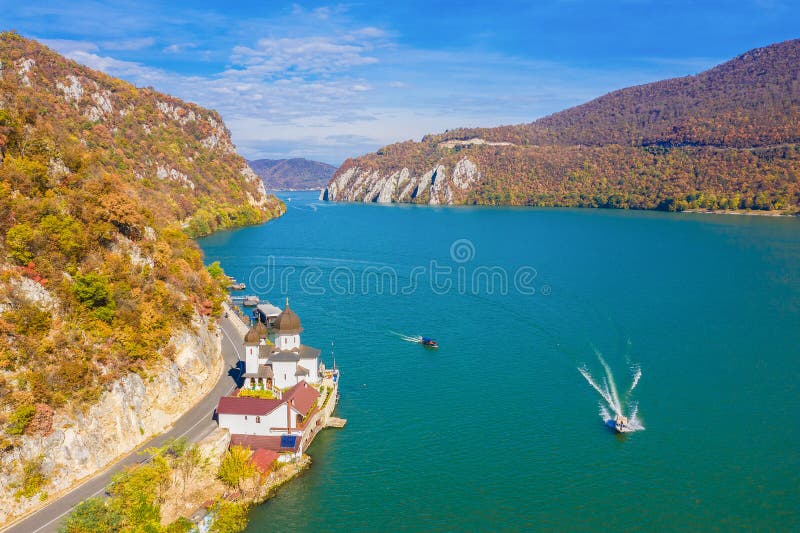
(681, 208, 797, 217)
(178, 374, 341, 532)
(317, 197, 799, 217)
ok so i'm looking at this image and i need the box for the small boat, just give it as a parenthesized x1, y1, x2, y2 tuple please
(231, 282, 246, 290)
(420, 337, 439, 348)
(242, 295, 259, 306)
(605, 414, 633, 433)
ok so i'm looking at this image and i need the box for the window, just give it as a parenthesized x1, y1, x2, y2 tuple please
(256, 416, 261, 423)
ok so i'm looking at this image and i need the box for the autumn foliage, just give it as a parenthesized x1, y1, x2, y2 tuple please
(0, 32, 283, 432)
(335, 39, 800, 212)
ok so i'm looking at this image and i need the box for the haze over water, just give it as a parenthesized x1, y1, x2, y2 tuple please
(198, 191, 800, 531)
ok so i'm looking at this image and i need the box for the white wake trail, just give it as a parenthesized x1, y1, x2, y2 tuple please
(579, 366, 618, 414)
(596, 350, 622, 414)
(579, 352, 644, 432)
(390, 331, 423, 343)
(628, 366, 642, 394)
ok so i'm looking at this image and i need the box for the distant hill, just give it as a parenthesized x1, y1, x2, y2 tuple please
(249, 158, 336, 190)
(323, 39, 800, 213)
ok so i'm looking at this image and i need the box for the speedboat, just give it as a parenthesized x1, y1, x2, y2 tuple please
(420, 337, 439, 348)
(605, 414, 633, 433)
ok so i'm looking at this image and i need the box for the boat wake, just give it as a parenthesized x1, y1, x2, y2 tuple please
(390, 331, 423, 343)
(579, 351, 644, 432)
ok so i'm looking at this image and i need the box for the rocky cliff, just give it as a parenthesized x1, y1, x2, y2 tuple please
(321, 157, 480, 205)
(322, 39, 800, 212)
(0, 316, 221, 524)
(0, 31, 281, 518)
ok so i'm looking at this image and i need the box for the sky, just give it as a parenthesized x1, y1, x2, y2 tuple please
(2, 1, 799, 165)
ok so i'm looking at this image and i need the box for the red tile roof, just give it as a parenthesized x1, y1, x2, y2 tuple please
(217, 396, 282, 416)
(250, 448, 279, 473)
(231, 434, 300, 453)
(282, 381, 320, 415)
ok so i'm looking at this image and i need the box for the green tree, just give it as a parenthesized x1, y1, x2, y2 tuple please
(60, 498, 123, 533)
(107, 458, 170, 530)
(164, 517, 194, 533)
(206, 261, 229, 285)
(72, 273, 116, 322)
(72, 273, 113, 308)
(209, 500, 249, 533)
(5, 223, 35, 264)
(217, 445, 256, 493)
(6, 404, 36, 435)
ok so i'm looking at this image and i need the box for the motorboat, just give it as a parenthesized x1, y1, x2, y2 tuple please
(605, 414, 633, 433)
(420, 337, 439, 348)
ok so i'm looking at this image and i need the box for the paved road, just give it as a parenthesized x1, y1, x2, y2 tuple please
(2, 315, 244, 533)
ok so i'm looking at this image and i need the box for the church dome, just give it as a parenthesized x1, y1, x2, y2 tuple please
(275, 303, 302, 334)
(244, 321, 268, 344)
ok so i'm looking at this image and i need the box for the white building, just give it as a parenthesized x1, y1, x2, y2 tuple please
(216, 380, 320, 438)
(242, 301, 321, 390)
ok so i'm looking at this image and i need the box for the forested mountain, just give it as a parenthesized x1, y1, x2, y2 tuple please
(0, 32, 283, 436)
(323, 39, 800, 212)
(248, 158, 336, 190)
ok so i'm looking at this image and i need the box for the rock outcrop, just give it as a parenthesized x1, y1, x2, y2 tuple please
(320, 158, 480, 205)
(321, 39, 800, 212)
(0, 316, 222, 525)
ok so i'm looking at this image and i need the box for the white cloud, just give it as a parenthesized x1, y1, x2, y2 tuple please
(163, 42, 197, 54)
(100, 37, 155, 51)
(230, 34, 380, 75)
(39, 7, 711, 165)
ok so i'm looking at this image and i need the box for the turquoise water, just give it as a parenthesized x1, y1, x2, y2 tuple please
(198, 192, 800, 531)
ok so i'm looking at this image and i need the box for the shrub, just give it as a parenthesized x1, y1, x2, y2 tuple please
(5, 223, 35, 264)
(7, 404, 36, 435)
(60, 497, 123, 533)
(217, 445, 256, 492)
(209, 499, 249, 533)
(15, 456, 47, 499)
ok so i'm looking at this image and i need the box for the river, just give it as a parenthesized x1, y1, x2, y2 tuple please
(198, 191, 800, 531)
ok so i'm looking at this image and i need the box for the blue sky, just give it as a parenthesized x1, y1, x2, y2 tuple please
(3, 1, 798, 164)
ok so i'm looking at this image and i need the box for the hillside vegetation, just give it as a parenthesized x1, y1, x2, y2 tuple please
(248, 158, 336, 190)
(0, 32, 283, 443)
(325, 39, 800, 212)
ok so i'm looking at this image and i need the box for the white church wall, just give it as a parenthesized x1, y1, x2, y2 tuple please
(299, 357, 320, 382)
(272, 360, 299, 389)
(245, 346, 259, 374)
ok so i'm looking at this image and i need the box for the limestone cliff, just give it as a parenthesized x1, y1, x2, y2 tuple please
(322, 39, 800, 212)
(0, 31, 282, 519)
(320, 157, 480, 206)
(0, 316, 221, 524)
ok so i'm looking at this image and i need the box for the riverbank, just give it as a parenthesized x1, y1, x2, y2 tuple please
(158, 428, 312, 529)
(682, 208, 798, 217)
(170, 373, 341, 531)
